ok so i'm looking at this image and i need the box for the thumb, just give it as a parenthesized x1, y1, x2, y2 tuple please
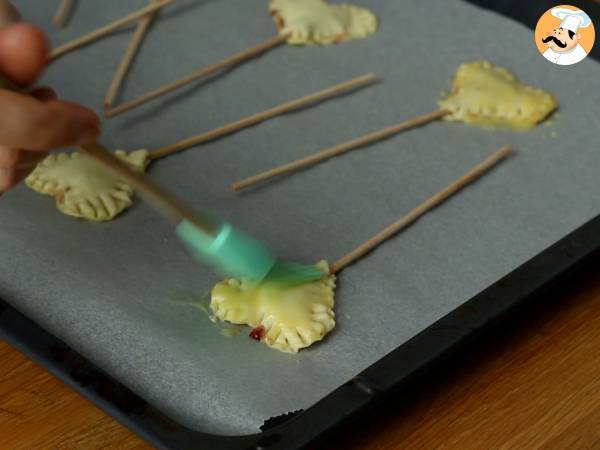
(0, 23, 49, 87)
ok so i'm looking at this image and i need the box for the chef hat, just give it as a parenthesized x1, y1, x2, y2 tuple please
(551, 8, 592, 33)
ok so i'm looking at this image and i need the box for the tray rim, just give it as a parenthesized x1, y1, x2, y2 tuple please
(2, 0, 600, 448)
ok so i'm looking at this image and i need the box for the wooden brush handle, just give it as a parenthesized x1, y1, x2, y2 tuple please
(79, 143, 218, 234)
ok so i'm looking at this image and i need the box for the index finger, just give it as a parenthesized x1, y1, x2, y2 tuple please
(0, 88, 100, 151)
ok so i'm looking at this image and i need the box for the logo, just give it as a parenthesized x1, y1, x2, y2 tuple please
(535, 5, 595, 66)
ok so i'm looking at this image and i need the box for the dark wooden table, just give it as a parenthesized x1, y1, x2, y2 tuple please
(1, 269, 599, 449)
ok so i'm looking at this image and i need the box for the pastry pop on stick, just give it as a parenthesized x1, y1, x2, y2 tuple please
(211, 260, 336, 353)
(105, 0, 378, 118)
(53, 0, 75, 28)
(230, 60, 557, 191)
(50, 0, 174, 60)
(212, 145, 513, 353)
(269, 0, 378, 45)
(26, 74, 377, 221)
(439, 60, 558, 130)
(104, 0, 161, 107)
(26, 150, 150, 222)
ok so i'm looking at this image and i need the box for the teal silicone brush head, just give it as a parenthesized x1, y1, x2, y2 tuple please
(176, 219, 324, 283)
(176, 219, 275, 280)
(264, 261, 325, 285)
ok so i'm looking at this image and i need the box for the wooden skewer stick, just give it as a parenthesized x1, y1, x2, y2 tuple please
(104, 0, 160, 107)
(50, 0, 174, 60)
(53, 0, 75, 28)
(105, 34, 289, 118)
(230, 109, 449, 191)
(330, 145, 513, 274)
(149, 73, 378, 160)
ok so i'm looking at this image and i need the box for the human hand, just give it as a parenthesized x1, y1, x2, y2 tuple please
(0, 21, 100, 194)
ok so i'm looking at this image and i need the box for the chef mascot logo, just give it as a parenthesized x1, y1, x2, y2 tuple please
(535, 5, 595, 65)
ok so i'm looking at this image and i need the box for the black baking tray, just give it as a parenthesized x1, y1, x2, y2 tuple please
(1, 0, 599, 448)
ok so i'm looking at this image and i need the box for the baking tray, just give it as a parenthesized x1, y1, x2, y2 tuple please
(1, 0, 600, 448)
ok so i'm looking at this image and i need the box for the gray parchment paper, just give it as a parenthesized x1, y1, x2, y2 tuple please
(1, 0, 600, 435)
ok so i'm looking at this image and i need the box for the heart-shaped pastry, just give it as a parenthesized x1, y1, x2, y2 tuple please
(269, 0, 377, 45)
(26, 149, 149, 222)
(439, 60, 558, 130)
(211, 261, 336, 353)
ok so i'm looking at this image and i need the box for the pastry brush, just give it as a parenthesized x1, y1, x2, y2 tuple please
(80, 144, 325, 282)
(0, 3, 323, 283)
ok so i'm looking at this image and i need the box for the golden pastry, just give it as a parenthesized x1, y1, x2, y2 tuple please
(211, 261, 336, 353)
(26, 150, 149, 222)
(439, 60, 558, 130)
(269, 0, 377, 45)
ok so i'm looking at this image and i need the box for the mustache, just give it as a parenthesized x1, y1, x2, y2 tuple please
(542, 35, 567, 48)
